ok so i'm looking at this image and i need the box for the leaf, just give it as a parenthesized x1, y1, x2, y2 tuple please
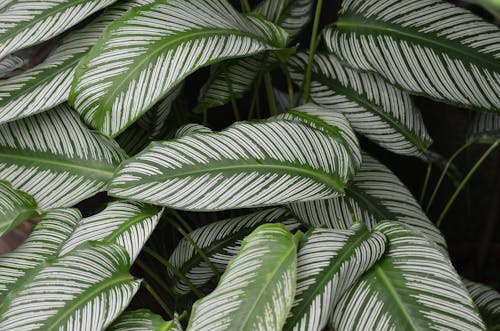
(109, 120, 357, 210)
(288, 52, 432, 157)
(0, 104, 126, 209)
(255, 0, 314, 39)
(70, 0, 289, 137)
(0, 54, 25, 78)
(107, 310, 182, 331)
(0, 0, 154, 125)
(468, 113, 500, 144)
(288, 152, 446, 247)
(0, 0, 117, 59)
(187, 223, 297, 331)
(463, 279, 500, 329)
(284, 223, 386, 331)
(175, 123, 213, 138)
(324, 0, 500, 113)
(331, 222, 485, 331)
(0, 180, 38, 237)
(169, 207, 300, 295)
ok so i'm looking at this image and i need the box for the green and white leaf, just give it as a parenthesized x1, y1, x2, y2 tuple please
(0, 180, 38, 237)
(70, 0, 289, 137)
(0, 54, 25, 78)
(463, 279, 500, 329)
(284, 223, 386, 331)
(0, 0, 154, 124)
(110, 120, 356, 210)
(0, 104, 126, 208)
(175, 123, 213, 138)
(331, 222, 485, 331)
(288, 52, 432, 157)
(324, 0, 500, 113)
(468, 113, 500, 144)
(169, 207, 300, 295)
(107, 310, 182, 331)
(187, 224, 298, 331)
(288, 153, 446, 247)
(0, 0, 117, 59)
(255, 0, 314, 39)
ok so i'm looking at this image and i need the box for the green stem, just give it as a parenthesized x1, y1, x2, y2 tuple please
(426, 142, 472, 212)
(281, 63, 295, 108)
(222, 64, 240, 121)
(202, 108, 208, 127)
(302, 0, 324, 102)
(240, 0, 251, 12)
(142, 247, 204, 299)
(135, 259, 176, 298)
(247, 77, 261, 120)
(437, 140, 499, 227)
(143, 281, 174, 319)
(169, 209, 193, 232)
(419, 161, 432, 205)
(264, 72, 278, 116)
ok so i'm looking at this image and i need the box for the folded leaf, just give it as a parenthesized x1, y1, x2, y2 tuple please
(110, 120, 356, 210)
(284, 223, 386, 331)
(0, 54, 25, 78)
(324, 0, 500, 113)
(331, 222, 485, 331)
(288, 52, 432, 157)
(187, 224, 298, 331)
(70, 0, 289, 137)
(0, 180, 38, 237)
(463, 279, 500, 329)
(468, 113, 500, 144)
(0, 0, 117, 59)
(107, 310, 182, 331)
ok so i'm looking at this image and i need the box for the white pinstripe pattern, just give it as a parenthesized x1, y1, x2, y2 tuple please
(255, 0, 314, 39)
(0, 54, 25, 78)
(108, 310, 177, 331)
(0, 180, 37, 236)
(175, 123, 213, 138)
(468, 112, 500, 144)
(463, 279, 500, 327)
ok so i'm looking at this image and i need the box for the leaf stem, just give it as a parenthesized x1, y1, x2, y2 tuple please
(264, 72, 278, 116)
(281, 63, 295, 108)
(437, 140, 499, 226)
(247, 76, 262, 120)
(169, 209, 193, 232)
(222, 64, 240, 121)
(240, 0, 251, 12)
(135, 259, 176, 298)
(143, 281, 174, 319)
(419, 161, 432, 205)
(303, 0, 324, 102)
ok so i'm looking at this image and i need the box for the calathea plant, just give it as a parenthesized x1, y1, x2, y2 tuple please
(0, 0, 499, 330)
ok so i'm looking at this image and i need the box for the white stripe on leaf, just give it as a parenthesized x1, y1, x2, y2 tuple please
(0, 54, 26, 78)
(463, 279, 500, 329)
(468, 112, 500, 144)
(255, 0, 314, 39)
(0, 180, 38, 237)
(325, 0, 500, 113)
(107, 310, 180, 331)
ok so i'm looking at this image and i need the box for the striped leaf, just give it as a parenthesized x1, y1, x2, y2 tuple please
(288, 52, 432, 157)
(0, 54, 25, 78)
(109, 120, 356, 210)
(324, 0, 500, 113)
(70, 0, 289, 137)
(0, 180, 38, 237)
(116, 124, 153, 156)
(284, 223, 386, 331)
(468, 113, 500, 144)
(0, 0, 154, 125)
(169, 207, 300, 295)
(464, 279, 500, 329)
(0, 104, 126, 209)
(288, 153, 446, 247)
(175, 123, 213, 138)
(331, 222, 485, 331)
(108, 310, 182, 331)
(0, 0, 117, 59)
(187, 224, 298, 331)
(255, 0, 314, 39)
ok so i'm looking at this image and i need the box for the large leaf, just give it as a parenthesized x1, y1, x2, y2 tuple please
(0, 0, 154, 124)
(187, 224, 298, 331)
(288, 153, 446, 247)
(288, 52, 432, 157)
(0, 104, 126, 208)
(463, 279, 500, 329)
(324, 0, 500, 113)
(70, 0, 289, 137)
(0, 180, 38, 237)
(169, 207, 300, 295)
(255, 0, 314, 39)
(109, 120, 357, 210)
(107, 310, 182, 331)
(0, 0, 117, 59)
(0, 54, 25, 78)
(331, 222, 485, 331)
(284, 223, 386, 331)
(468, 113, 500, 144)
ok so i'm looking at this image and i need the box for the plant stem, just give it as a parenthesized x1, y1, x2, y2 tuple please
(247, 77, 261, 120)
(302, 0, 324, 102)
(142, 246, 204, 299)
(222, 64, 240, 121)
(240, 0, 251, 12)
(143, 281, 174, 319)
(169, 209, 193, 232)
(264, 72, 278, 116)
(419, 161, 432, 205)
(202, 108, 208, 126)
(437, 140, 499, 227)
(135, 259, 176, 298)
(425, 142, 472, 212)
(281, 63, 295, 108)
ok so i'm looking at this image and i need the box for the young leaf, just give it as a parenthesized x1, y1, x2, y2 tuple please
(468, 113, 500, 144)
(168, 207, 300, 295)
(70, 0, 289, 137)
(0, 54, 25, 78)
(0, 104, 126, 209)
(108, 310, 182, 331)
(331, 222, 485, 331)
(255, 0, 314, 39)
(288, 52, 432, 157)
(0, 0, 117, 59)
(288, 153, 446, 247)
(463, 279, 500, 329)
(0, 180, 38, 237)
(109, 120, 356, 210)
(324, 0, 500, 113)
(187, 224, 297, 331)
(284, 223, 386, 331)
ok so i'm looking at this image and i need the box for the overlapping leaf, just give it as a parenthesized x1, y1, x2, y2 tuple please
(288, 52, 432, 157)
(108, 310, 182, 331)
(110, 120, 356, 210)
(0, 104, 126, 208)
(324, 0, 500, 113)
(0, 54, 25, 78)
(71, 0, 289, 137)
(255, 0, 314, 39)
(187, 224, 298, 331)
(332, 222, 485, 331)
(288, 153, 446, 247)
(464, 279, 500, 329)
(0, 180, 38, 237)
(468, 113, 500, 144)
